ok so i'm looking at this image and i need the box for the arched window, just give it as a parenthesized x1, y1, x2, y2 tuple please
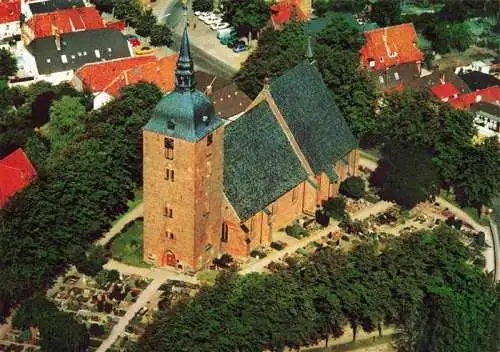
(221, 223, 229, 243)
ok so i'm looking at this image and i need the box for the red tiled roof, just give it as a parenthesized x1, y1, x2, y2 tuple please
(0, 148, 37, 208)
(430, 82, 459, 100)
(105, 20, 125, 31)
(103, 54, 179, 97)
(76, 55, 158, 92)
(384, 82, 404, 94)
(0, 0, 20, 24)
(271, 0, 306, 26)
(26, 7, 104, 38)
(449, 86, 500, 109)
(360, 23, 424, 70)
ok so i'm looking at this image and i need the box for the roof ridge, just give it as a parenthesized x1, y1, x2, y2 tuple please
(264, 90, 316, 178)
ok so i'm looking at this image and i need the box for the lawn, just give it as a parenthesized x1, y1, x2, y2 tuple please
(440, 190, 490, 227)
(111, 219, 151, 268)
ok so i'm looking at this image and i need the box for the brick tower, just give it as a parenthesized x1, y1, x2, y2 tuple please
(142, 27, 225, 272)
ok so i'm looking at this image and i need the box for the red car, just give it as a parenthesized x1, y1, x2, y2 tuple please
(126, 35, 141, 47)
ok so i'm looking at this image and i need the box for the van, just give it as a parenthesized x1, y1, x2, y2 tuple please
(217, 27, 236, 39)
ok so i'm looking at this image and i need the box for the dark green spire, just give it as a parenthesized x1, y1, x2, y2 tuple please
(305, 36, 314, 61)
(175, 26, 195, 92)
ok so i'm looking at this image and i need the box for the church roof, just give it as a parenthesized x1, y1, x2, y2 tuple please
(143, 28, 224, 141)
(269, 61, 357, 179)
(224, 101, 309, 221)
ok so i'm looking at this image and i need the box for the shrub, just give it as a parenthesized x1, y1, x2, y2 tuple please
(250, 250, 267, 258)
(323, 196, 346, 220)
(340, 176, 365, 199)
(89, 323, 105, 337)
(285, 224, 307, 239)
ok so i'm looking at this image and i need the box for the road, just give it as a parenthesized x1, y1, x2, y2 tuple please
(359, 156, 499, 280)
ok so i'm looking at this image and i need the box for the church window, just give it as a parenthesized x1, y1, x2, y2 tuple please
(221, 223, 229, 242)
(164, 206, 173, 218)
(165, 231, 174, 239)
(165, 168, 175, 181)
(207, 133, 213, 146)
(292, 188, 298, 203)
(164, 138, 174, 159)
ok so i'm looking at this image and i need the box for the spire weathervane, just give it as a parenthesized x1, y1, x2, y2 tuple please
(175, 26, 195, 92)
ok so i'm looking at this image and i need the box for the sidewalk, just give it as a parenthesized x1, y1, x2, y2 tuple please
(96, 203, 144, 247)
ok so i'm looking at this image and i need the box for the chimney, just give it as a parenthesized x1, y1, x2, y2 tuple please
(55, 30, 61, 51)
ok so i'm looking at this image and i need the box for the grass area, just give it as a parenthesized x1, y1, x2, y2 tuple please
(111, 219, 151, 268)
(112, 188, 143, 226)
(439, 190, 490, 227)
(197, 269, 219, 283)
(309, 335, 394, 352)
(401, 4, 444, 15)
(359, 149, 380, 163)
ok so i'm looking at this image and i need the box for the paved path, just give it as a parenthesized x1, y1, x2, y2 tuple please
(96, 261, 197, 352)
(96, 203, 144, 247)
(359, 155, 498, 280)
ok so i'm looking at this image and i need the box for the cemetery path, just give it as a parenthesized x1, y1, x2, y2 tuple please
(96, 203, 144, 247)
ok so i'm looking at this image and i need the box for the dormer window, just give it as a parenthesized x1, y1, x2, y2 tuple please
(202, 115, 209, 126)
(207, 133, 213, 146)
(379, 56, 384, 63)
(94, 50, 100, 58)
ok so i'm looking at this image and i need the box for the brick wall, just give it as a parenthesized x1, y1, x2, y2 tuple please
(143, 126, 224, 271)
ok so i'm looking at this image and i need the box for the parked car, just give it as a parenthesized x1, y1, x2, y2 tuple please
(125, 34, 140, 47)
(135, 46, 154, 55)
(211, 22, 230, 30)
(216, 27, 236, 39)
(232, 42, 249, 53)
(203, 16, 222, 25)
(198, 12, 215, 20)
(194, 11, 204, 16)
(221, 35, 238, 46)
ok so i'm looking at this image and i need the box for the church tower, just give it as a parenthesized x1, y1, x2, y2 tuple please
(142, 28, 225, 271)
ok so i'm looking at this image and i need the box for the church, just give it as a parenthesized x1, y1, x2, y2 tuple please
(142, 29, 359, 271)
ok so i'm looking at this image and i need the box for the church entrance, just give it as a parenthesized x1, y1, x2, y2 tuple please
(162, 250, 176, 267)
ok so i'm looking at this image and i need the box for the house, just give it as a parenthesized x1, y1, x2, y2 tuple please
(22, 0, 85, 20)
(20, 28, 132, 85)
(449, 86, 500, 109)
(270, 0, 310, 28)
(0, 148, 37, 208)
(470, 102, 499, 137)
(142, 29, 359, 271)
(430, 82, 460, 102)
(455, 60, 491, 75)
(0, 0, 21, 40)
(74, 54, 178, 109)
(194, 71, 252, 120)
(23, 7, 105, 41)
(407, 69, 470, 94)
(360, 23, 423, 71)
(459, 71, 500, 91)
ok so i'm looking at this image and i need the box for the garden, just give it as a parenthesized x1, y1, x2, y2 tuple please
(109, 218, 150, 268)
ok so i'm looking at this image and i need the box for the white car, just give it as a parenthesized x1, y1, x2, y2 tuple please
(211, 22, 230, 31)
(203, 16, 222, 25)
(194, 11, 204, 16)
(198, 12, 214, 20)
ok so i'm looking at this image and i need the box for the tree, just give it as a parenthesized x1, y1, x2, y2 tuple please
(222, 0, 270, 34)
(0, 48, 17, 78)
(454, 137, 500, 208)
(24, 132, 50, 168)
(192, 0, 213, 12)
(135, 8, 157, 38)
(340, 176, 365, 199)
(74, 245, 108, 276)
(432, 22, 473, 54)
(312, 0, 366, 15)
(13, 296, 89, 352)
(111, 0, 141, 26)
(370, 0, 401, 27)
(46, 96, 86, 152)
(371, 143, 440, 208)
(89, 0, 114, 13)
(150, 23, 173, 47)
(323, 196, 347, 219)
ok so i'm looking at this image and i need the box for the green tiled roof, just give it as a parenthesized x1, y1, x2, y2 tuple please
(144, 89, 224, 141)
(270, 61, 357, 179)
(224, 101, 309, 221)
